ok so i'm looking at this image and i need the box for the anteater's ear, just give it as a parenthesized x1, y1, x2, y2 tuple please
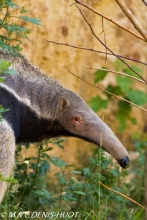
(58, 97, 69, 111)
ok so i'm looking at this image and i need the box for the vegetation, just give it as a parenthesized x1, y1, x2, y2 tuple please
(0, 135, 145, 220)
(0, 0, 41, 53)
(89, 60, 147, 131)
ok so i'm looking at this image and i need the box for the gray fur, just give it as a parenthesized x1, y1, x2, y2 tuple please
(0, 49, 129, 202)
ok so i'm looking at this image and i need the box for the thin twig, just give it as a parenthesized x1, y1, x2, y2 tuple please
(99, 181, 145, 209)
(142, 0, 147, 6)
(66, 67, 147, 112)
(86, 66, 146, 84)
(74, 0, 145, 42)
(115, 0, 147, 41)
(76, 6, 147, 83)
(70, 2, 77, 6)
(47, 40, 147, 66)
(100, 16, 107, 63)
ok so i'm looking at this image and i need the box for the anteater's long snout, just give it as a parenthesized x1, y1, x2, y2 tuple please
(117, 156, 130, 169)
(86, 114, 130, 169)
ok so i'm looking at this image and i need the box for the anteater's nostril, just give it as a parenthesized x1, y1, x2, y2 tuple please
(118, 156, 130, 169)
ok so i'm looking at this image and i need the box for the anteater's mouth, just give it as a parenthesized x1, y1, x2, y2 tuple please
(117, 156, 130, 169)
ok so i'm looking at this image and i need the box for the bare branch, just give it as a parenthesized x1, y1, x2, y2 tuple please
(47, 40, 147, 66)
(115, 0, 147, 41)
(99, 182, 145, 209)
(76, 6, 147, 83)
(66, 67, 147, 112)
(86, 66, 146, 84)
(74, 0, 145, 42)
(142, 0, 147, 6)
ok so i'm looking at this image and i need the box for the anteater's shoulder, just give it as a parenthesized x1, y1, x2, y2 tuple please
(0, 49, 64, 90)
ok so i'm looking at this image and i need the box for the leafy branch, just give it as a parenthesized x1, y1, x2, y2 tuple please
(86, 67, 146, 84)
(0, 0, 41, 52)
(66, 66, 147, 113)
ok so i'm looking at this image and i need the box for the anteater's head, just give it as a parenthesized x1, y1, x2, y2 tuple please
(56, 91, 130, 169)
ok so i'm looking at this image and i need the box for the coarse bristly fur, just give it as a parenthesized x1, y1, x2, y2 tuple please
(0, 49, 130, 202)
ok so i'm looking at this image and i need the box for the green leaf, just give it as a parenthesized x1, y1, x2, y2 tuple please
(53, 138, 65, 149)
(35, 189, 51, 199)
(7, 25, 28, 33)
(0, 60, 12, 70)
(0, 173, 17, 183)
(110, 169, 120, 178)
(89, 95, 108, 112)
(94, 68, 108, 83)
(118, 100, 131, 112)
(0, 35, 10, 41)
(73, 191, 86, 195)
(101, 158, 111, 168)
(116, 75, 132, 93)
(38, 160, 50, 175)
(50, 157, 66, 167)
(7, 2, 19, 8)
(56, 173, 67, 185)
(0, 105, 10, 113)
(131, 65, 142, 74)
(3, 69, 17, 74)
(20, 6, 28, 13)
(11, 44, 23, 52)
(83, 168, 90, 177)
(0, 77, 4, 83)
(123, 65, 142, 79)
(126, 89, 147, 106)
(17, 16, 41, 26)
(129, 117, 136, 124)
(116, 111, 127, 131)
(114, 59, 126, 71)
(116, 106, 136, 131)
(105, 85, 124, 99)
(70, 171, 82, 175)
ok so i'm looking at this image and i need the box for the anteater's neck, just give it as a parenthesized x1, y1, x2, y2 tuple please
(0, 50, 73, 142)
(0, 84, 71, 143)
(16, 105, 69, 143)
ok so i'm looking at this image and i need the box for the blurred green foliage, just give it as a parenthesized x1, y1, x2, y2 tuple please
(0, 0, 41, 53)
(0, 136, 145, 220)
(89, 60, 147, 131)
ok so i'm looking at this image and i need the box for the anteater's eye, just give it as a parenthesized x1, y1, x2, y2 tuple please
(73, 117, 80, 122)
